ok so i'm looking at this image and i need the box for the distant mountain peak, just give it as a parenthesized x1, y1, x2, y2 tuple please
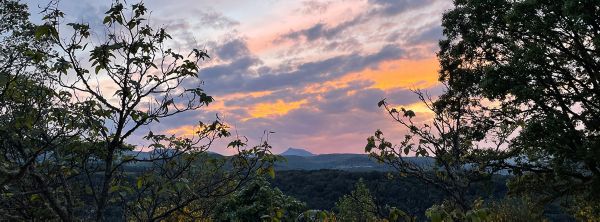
(281, 147, 315, 156)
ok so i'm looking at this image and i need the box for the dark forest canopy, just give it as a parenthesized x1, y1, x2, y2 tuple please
(271, 170, 505, 217)
(271, 170, 576, 221)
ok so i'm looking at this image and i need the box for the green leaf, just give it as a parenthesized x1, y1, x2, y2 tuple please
(30, 194, 41, 202)
(136, 177, 144, 189)
(427, 211, 442, 222)
(267, 166, 275, 178)
(34, 25, 49, 40)
(103, 16, 111, 24)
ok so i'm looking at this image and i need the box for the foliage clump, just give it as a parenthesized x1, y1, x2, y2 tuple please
(214, 177, 306, 222)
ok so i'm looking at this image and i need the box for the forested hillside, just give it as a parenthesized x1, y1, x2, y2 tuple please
(271, 170, 575, 221)
(272, 170, 501, 217)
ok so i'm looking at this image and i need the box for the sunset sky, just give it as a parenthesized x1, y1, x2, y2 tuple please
(30, 0, 452, 154)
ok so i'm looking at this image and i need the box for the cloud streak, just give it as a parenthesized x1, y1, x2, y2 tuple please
(197, 39, 406, 95)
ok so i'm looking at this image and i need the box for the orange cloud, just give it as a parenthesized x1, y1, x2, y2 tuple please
(203, 90, 274, 112)
(165, 125, 200, 137)
(399, 102, 434, 114)
(222, 90, 274, 100)
(361, 58, 440, 90)
(244, 99, 308, 121)
(300, 57, 440, 95)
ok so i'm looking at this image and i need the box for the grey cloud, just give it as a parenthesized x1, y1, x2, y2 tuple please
(198, 42, 405, 95)
(318, 89, 380, 113)
(214, 38, 251, 61)
(153, 109, 209, 130)
(321, 81, 373, 100)
(317, 86, 418, 114)
(242, 44, 402, 90)
(353, 89, 387, 112)
(281, 16, 363, 42)
(369, 0, 436, 16)
(324, 38, 363, 51)
(282, 23, 325, 41)
(196, 9, 239, 29)
(201, 56, 260, 79)
(281, 0, 438, 43)
(385, 31, 402, 42)
(299, 0, 331, 14)
(406, 25, 443, 45)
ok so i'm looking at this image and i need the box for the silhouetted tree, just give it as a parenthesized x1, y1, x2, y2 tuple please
(370, 0, 600, 219)
(439, 0, 600, 217)
(0, 1, 276, 221)
(366, 88, 510, 218)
